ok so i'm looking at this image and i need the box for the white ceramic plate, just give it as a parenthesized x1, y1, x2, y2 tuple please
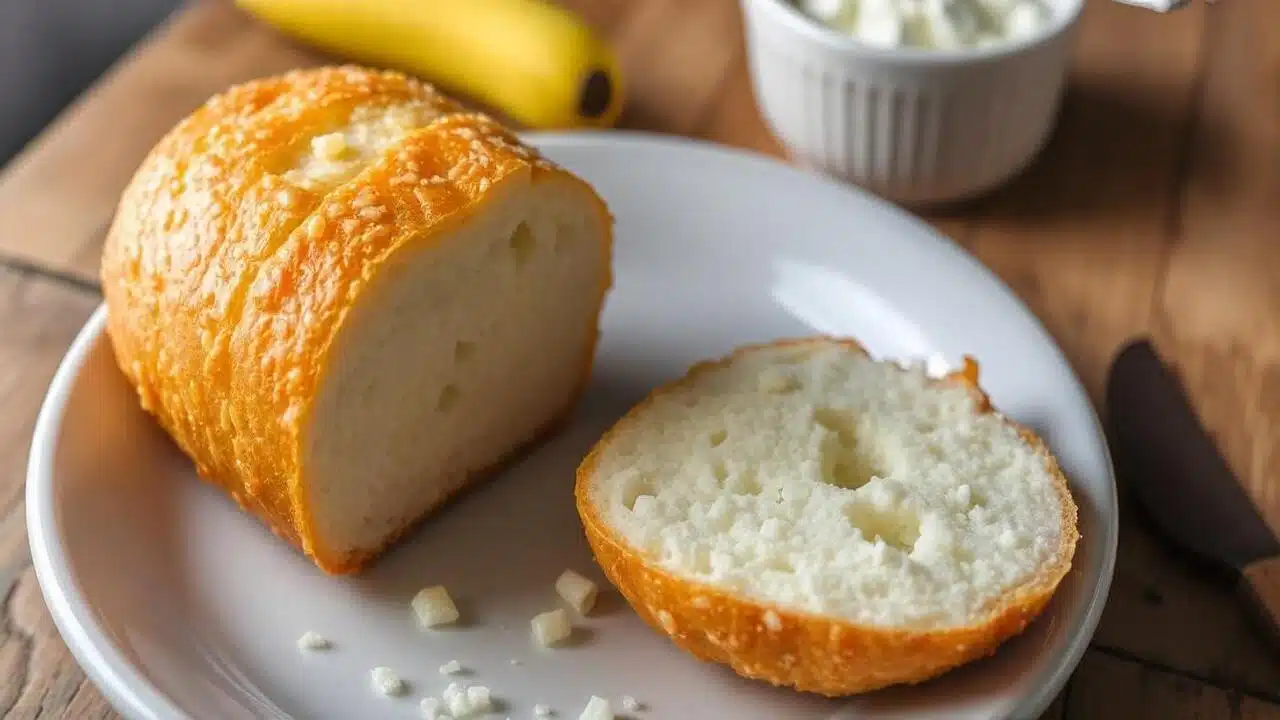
(28, 133, 1116, 720)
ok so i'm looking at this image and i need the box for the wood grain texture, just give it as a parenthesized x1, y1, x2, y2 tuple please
(1242, 556, 1280, 654)
(1155, 0, 1280, 534)
(0, 268, 104, 719)
(1065, 650, 1280, 719)
(0, 0, 1276, 716)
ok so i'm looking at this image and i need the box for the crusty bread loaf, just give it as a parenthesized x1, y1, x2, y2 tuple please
(101, 66, 613, 574)
(575, 338, 1078, 696)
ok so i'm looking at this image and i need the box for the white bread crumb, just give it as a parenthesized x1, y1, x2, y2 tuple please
(296, 631, 330, 651)
(412, 586, 460, 628)
(439, 660, 464, 675)
(587, 341, 1066, 628)
(555, 570, 599, 615)
(531, 608, 572, 647)
(533, 704, 553, 716)
(370, 666, 407, 697)
(578, 696, 612, 720)
(620, 696, 641, 712)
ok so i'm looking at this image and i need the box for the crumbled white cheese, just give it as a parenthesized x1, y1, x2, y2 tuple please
(412, 586, 461, 628)
(796, 0, 1055, 49)
(296, 631, 330, 652)
(441, 682, 493, 718)
(420, 697, 449, 720)
(439, 660, 464, 675)
(555, 570, 599, 615)
(531, 608, 573, 647)
(855, 0, 907, 48)
(371, 666, 408, 697)
(578, 696, 613, 720)
(533, 704, 553, 717)
(620, 696, 642, 713)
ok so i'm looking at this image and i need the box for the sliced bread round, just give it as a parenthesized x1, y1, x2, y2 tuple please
(575, 338, 1078, 696)
(101, 66, 613, 574)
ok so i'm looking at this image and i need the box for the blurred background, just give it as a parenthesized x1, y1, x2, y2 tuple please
(0, 0, 184, 166)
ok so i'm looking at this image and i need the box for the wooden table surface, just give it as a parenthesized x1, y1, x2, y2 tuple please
(0, 0, 1276, 717)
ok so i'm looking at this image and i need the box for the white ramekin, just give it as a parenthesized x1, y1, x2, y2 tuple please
(740, 0, 1084, 206)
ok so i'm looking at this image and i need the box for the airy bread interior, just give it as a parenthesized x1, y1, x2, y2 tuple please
(586, 341, 1069, 630)
(306, 174, 607, 558)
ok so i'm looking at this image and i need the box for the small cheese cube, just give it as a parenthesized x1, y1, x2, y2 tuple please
(531, 608, 573, 647)
(420, 697, 447, 720)
(620, 696, 641, 713)
(370, 666, 407, 697)
(578, 696, 613, 720)
(466, 685, 492, 713)
(443, 683, 469, 716)
(439, 660, 463, 676)
(295, 631, 330, 652)
(555, 570, 599, 615)
(412, 586, 460, 628)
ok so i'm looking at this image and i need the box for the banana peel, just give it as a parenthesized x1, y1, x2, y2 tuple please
(235, 0, 624, 130)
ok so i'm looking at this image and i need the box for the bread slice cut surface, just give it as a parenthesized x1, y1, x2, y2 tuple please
(576, 338, 1078, 695)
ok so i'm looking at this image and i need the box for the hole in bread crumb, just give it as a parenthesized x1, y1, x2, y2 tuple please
(621, 475, 657, 511)
(844, 502, 921, 552)
(758, 368, 801, 394)
(813, 407, 855, 442)
(437, 384, 460, 412)
(509, 222, 535, 266)
(814, 408, 881, 491)
(454, 341, 476, 363)
(712, 460, 728, 482)
(708, 429, 728, 447)
(730, 470, 762, 496)
(691, 549, 712, 574)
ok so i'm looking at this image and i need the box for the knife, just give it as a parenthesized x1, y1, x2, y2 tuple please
(1106, 337, 1280, 651)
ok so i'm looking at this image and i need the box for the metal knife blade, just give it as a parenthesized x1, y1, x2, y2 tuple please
(1105, 337, 1280, 574)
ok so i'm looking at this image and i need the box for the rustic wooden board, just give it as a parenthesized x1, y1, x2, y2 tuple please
(0, 0, 1277, 716)
(1066, 650, 1280, 719)
(0, 267, 105, 719)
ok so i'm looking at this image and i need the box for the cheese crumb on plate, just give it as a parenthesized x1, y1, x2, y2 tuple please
(295, 631, 330, 652)
(412, 585, 461, 628)
(370, 666, 408, 697)
(531, 608, 573, 647)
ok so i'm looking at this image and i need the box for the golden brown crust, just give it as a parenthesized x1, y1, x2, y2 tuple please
(574, 337, 1079, 697)
(101, 65, 613, 574)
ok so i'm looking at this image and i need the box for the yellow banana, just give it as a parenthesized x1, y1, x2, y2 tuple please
(234, 0, 624, 130)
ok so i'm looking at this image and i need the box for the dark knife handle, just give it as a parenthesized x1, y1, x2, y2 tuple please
(1241, 555, 1280, 652)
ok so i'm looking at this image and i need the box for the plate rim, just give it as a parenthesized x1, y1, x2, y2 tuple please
(28, 303, 189, 720)
(27, 131, 1118, 720)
